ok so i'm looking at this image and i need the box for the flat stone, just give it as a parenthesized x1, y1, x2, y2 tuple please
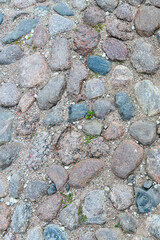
(96, 0, 119, 12)
(37, 75, 65, 110)
(18, 92, 35, 113)
(115, 92, 135, 121)
(126, 0, 145, 5)
(116, 3, 133, 21)
(43, 107, 65, 127)
(119, 213, 137, 233)
(0, 82, 21, 107)
(111, 139, 144, 179)
(83, 120, 103, 136)
(19, 53, 48, 88)
(83, 232, 96, 240)
(9, 171, 24, 199)
(87, 56, 111, 75)
(49, 14, 75, 36)
(50, 37, 70, 71)
(25, 132, 51, 170)
(14, 0, 36, 8)
(34, 6, 50, 16)
(129, 120, 156, 145)
(59, 200, 80, 230)
(143, 181, 153, 189)
(86, 78, 105, 99)
(134, 6, 160, 37)
(11, 202, 31, 233)
(0, 12, 3, 25)
(37, 194, 62, 222)
(58, 131, 82, 165)
(135, 80, 160, 116)
(83, 6, 105, 26)
(151, 0, 160, 7)
(53, 2, 74, 16)
(67, 60, 88, 97)
(73, 25, 100, 56)
(46, 164, 68, 191)
(0, 45, 23, 65)
(72, 0, 87, 11)
(0, 175, 8, 197)
(107, 19, 134, 41)
(2, 19, 38, 44)
(102, 38, 128, 61)
(147, 148, 160, 183)
(25, 180, 48, 201)
(26, 226, 43, 240)
(131, 40, 158, 74)
(87, 137, 109, 158)
(110, 184, 134, 210)
(68, 159, 105, 188)
(68, 103, 89, 121)
(0, 143, 20, 169)
(33, 25, 48, 48)
(104, 121, 124, 140)
(92, 99, 114, 119)
(110, 65, 133, 87)
(44, 224, 68, 240)
(83, 190, 106, 225)
(0, 203, 11, 231)
(96, 228, 124, 240)
(147, 215, 160, 239)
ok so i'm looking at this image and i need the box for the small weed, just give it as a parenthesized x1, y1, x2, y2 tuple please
(89, 72, 94, 79)
(84, 135, 97, 144)
(32, 45, 37, 52)
(45, 177, 49, 181)
(60, 192, 73, 209)
(94, 23, 103, 33)
(77, 206, 87, 224)
(73, 28, 77, 32)
(115, 222, 120, 228)
(85, 110, 94, 120)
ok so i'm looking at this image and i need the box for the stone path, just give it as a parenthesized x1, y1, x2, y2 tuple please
(0, 0, 160, 239)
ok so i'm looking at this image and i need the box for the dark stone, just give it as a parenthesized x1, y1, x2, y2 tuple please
(44, 224, 68, 240)
(43, 107, 64, 127)
(65, 183, 70, 192)
(48, 183, 57, 195)
(143, 181, 153, 190)
(87, 56, 111, 76)
(0, 12, 3, 25)
(127, 175, 135, 184)
(157, 30, 160, 43)
(53, 2, 74, 16)
(68, 103, 89, 121)
(0, 108, 14, 145)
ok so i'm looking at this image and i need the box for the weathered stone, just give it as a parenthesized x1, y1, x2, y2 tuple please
(37, 75, 65, 110)
(50, 37, 70, 71)
(83, 232, 96, 240)
(110, 65, 133, 87)
(147, 148, 160, 183)
(26, 226, 43, 240)
(83, 190, 106, 225)
(19, 53, 48, 88)
(116, 3, 133, 21)
(134, 6, 160, 37)
(126, 0, 145, 5)
(9, 171, 24, 199)
(49, 14, 75, 36)
(11, 203, 31, 233)
(68, 159, 105, 188)
(37, 194, 62, 222)
(104, 121, 124, 140)
(34, 5, 50, 16)
(59, 200, 80, 230)
(0, 143, 20, 169)
(96, 0, 119, 12)
(0, 82, 21, 107)
(83, 120, 103, 136)
(110, 184, 134, 210)
(14, 0, 36, 8)
(33, 25, 48, 48)
(67, 60, 88, 97)
(0, 12, 3, 25)
(151, 0, 160, 7)
(111, 140, 144, 179)
(43, 107, 65, 127)
(131, 40, 158, 74)
(147, 215, 160, 239)
(86, 79, 105, 99)
(83, 6, 105, 26)
(92, 99, 114, 119)
(0, 175, 8, 197)
(107, 19, 134, 41)
(25, 180, 48, 201)
(87, 137, 109, 158)
(96, 228, 124, 240)
(18, 92, 35, 113)
(129, 120, 156, 145)
(73, 25, 100, 56)
(143, 181, 152, 190)
(135, 80, 160, 116)
(46, 164, 68, 190)
(119, 213, 137, 233)
(0, 45, 23, 65)
(72, 0, 87, 11)
(44, 224, 68, 240)
(102, 38, 128, 61)
(68, 103, 89, 121)
(87, 56, 111, 76)
(58, 131, 82, 165)
(53, 2, 74, 16)
(0, 203, 11, 231)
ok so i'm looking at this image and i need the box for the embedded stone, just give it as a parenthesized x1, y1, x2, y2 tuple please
(0, 203, 11, 231)
(86, 78, 105, 99)
(104, 121, 124, 140)
(83, 6, 105, 26)
(110, 65, 133, 87)
(0, 82, 21, 107)
(147, 148, 160, 183)
(33, 25, 48, 48)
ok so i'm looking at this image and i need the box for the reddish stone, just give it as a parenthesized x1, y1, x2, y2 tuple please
(110, 65, 133, 87)
(111, 140, 144, 179)
(73, 25, 100, 56)
(83, 6, 105, 26)
(36, 193, 62, 222)
(116, 3, 133, 22)
(0, 203, 11, 231)
(18, 92, 35, 113)
(33, 25, 48, 48)
(102, 38, 128, 61)
(87, 137, 109, 158)
(46, 164, 68, 191)
(68, 159, 105, 188)
(0, 175, 8, 198)
(104, 121, 124, 140)
(147, 148, 160, 183)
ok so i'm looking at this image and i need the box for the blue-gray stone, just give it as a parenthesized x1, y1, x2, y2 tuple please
(54, 2, 74, 16)
(34, 6, 51, 17)
(43, 107, 64, 127)
(115, 92, 135, 121)
(87, 55, 111, 76)
(0, 12, 3, 25)
(135, 187, 159, 213)
(47, 183, 57, 195)
(157, 30, 160, 43)
(68, 103, 89, 121)
(0, 45, 23, 65)
(65, 182, 70, 192)
(143, 181, 152, 189)
(44, 224, 68, 240)
(2, 18, 38, 44)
